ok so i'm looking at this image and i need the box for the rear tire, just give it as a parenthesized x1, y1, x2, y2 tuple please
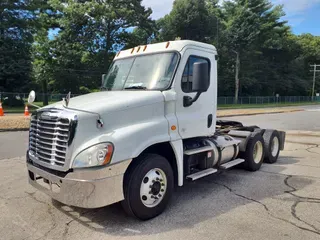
(263, 130, 280, 164)
(121, 154, 174, 220)
(241, 133, 265, 171)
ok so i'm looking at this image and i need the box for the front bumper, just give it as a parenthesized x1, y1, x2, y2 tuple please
(27, 159, 131, 208)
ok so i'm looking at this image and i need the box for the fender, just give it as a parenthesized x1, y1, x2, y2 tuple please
(70, 119, 184, 187)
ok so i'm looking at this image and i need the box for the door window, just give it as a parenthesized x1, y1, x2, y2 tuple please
(181, 56, 210, 93)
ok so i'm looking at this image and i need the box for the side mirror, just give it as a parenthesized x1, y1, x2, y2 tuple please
(192, 62, 209, 92)
(28, 90, 36, 104)
(183, 62, 210, 107)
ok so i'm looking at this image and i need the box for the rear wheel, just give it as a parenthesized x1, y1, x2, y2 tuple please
(263, 130, 280, 164)
(122, 154, 174, 220)
(241, 133, 265, 171)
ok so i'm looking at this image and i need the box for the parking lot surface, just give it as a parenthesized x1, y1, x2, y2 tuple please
(1, 108, 320, 240)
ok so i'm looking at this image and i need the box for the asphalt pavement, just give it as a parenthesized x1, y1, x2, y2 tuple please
(0, 131, 28, 159)
(1, 106, 320, 240)
(221, 106, 320, 131)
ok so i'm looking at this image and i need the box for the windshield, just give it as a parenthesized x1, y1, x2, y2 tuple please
(102, 52, 179, 91)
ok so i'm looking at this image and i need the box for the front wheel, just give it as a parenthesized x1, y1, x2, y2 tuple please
(121, 154, 174, 220)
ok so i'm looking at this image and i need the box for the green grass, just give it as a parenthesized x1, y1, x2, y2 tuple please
(3, 102, 55, 113)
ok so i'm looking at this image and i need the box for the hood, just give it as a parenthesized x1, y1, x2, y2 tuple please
(45, 91, 165, 114)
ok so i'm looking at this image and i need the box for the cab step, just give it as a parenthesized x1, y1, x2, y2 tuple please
(219, 158, 245, 170)
(186, 168, 218, 181)
(184, 146, 214, 155)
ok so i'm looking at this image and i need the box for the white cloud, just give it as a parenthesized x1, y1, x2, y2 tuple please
(272, 0, 320, 27)
(142, 0, 175, 19)
(272, 0, 320, 15)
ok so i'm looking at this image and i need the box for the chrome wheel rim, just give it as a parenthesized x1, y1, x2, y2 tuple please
(140, 168, 167, 208)
(271, 137, 279, 157)
(253, 141, 263, 164)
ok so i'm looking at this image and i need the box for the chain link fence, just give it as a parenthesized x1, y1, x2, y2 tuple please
(1, 92, 320, 107)
(217, 96, 320, 105)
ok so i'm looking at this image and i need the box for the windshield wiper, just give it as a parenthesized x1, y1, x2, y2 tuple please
(124, 86, 147, 90)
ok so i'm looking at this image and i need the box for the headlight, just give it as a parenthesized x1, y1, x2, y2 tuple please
(72, 142, 114, 168)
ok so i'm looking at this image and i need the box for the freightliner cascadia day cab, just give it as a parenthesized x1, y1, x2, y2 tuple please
(26, 40, 286, 220)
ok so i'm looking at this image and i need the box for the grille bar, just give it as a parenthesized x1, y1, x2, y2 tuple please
(30, 123, 69, 132)
(29, 141, 66, 154)
(30, 128, 69, 138)
(29, 136, 68, 148)
(30, 146, 64, 159)
(31, 119, 69, 126)
(32, 152, 65, 166)
(30, 132, 68, 143)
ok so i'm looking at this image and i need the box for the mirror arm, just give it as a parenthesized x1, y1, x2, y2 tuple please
(183, 92, 202, 107)
(28, 102, 41, 109)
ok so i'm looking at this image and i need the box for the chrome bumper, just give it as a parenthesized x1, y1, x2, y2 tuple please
(27, 159, 131, 208)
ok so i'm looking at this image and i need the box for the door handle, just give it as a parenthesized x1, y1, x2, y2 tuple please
(207, 114, 213, 128)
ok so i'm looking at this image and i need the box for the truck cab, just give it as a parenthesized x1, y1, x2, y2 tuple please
(26, 40, 285, 220)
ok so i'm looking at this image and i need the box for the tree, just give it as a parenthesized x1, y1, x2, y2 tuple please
(221, 0, 287, 102)
(1, 0, 319, 99)
(0, 0, 36, 93)
(124, 26, 158, 49)
(158, 0, 219, 43)
(32, 0, 155, 96)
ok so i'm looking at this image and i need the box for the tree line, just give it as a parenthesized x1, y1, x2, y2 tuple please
(1, 0, 320, 105)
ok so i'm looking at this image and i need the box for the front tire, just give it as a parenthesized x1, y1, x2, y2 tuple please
(122, 154, 174, 220)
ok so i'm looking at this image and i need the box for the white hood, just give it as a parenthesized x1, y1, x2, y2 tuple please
(46, 91, 165, 113)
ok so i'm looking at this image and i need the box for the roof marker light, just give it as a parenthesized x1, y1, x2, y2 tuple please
(166, 41, 170, 48)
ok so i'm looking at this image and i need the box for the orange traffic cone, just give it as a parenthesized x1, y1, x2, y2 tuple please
(24, 105, 29, 117)
(0, 102, 4, 116)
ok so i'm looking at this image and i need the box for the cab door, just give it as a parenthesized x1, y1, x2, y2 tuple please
(174, 48, 217, 139)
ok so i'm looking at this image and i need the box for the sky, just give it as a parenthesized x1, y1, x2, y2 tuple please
(142, 0, 320, 36)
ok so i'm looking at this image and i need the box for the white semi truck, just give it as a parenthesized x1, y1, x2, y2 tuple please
(26, 40, 285, 220)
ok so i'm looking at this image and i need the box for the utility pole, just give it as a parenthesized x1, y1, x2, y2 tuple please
(310, 64, 320, 100)
(232, 50, 240, 104)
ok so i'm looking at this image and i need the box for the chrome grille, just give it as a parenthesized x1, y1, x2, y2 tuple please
(29, 109, 76, 169)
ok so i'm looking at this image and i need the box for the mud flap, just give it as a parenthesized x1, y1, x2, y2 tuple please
(279, 131, 286, 150)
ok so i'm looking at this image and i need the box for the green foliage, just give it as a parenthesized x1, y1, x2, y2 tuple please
(0, 0, 37, 92)
(2, 93, 25, 107)
(157, 0, 219, 43)
(1, 0, 320, 98)
(32, 0, 154, 100)
(214, 0, 318, 96)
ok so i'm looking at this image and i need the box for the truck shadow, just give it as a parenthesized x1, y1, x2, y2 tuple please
(52, 156, 314, 237)
(270, 155, 300, 165)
